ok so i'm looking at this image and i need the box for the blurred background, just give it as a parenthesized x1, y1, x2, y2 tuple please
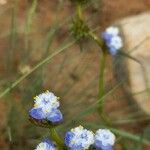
(0, 0, 150, 149)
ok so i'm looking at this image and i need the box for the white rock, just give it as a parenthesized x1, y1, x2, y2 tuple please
(116, 12, 150, 114)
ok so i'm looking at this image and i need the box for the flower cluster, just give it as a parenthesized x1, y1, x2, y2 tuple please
(65, 126, 115, 150)
(30, 92, 116, 150)
(29, 91, 63, 123)
(102, 26, 123, 56)
(35, 139, 56, 150)
(35, 126, 115, 150)
(65, 126, 95, 150)
(94, 129, 116, 150)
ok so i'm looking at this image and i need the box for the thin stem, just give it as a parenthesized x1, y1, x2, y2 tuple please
(87, 32, 106, 105)
(110, 128, 150, 146)
(0, 41, 76, 99)
(77, 2, 82, 20)
(88, 31, 104, 48)
(88, 31, 112, 126)
(49, 128, 66, 149)
(97, 52, 113, 126)
(24, 0, 37, 62)
(98, 52, 106, 112)
(83, 122, 150, 146)
(7, 1, 17, 72)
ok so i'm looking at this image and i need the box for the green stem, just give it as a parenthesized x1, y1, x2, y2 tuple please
(88, 31, 112, 126)
(98, 53, 113, 126)
(24, 0, 38, 62)
(98, 52, 106, 112)
(88, 31, 104, 47)
(49, 128, 66, 149)
(8, 0, 17, 72)
(77, 2, 82, 20)
(0, 41, 76, 99)
(84, 123, 150, 146)
(87, 31, 106, 111)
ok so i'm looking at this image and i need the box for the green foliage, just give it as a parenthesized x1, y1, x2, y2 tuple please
(70, 0, 91, 5)
(70, 18, 89, 40)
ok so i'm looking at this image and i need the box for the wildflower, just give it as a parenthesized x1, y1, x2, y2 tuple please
(94, 129, 116, 150)
(102, 26, 123, 55)
(65, 125, 94, 150)
(35, 139, 56, 150)
(105, 27, 119, 36)
(29, 91, 63, 123)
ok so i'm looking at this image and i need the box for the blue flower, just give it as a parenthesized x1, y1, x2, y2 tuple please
(65, 126, 94, 150)
(102, 26, 123, 56)
(29, 91, 63, 123)
(35, 139, 56, 150)
(94, 129, 116, 150)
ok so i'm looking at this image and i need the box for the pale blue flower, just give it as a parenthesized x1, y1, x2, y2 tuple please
(35, 139, 56, 150)
(65, 126, 94, 150)
(102, 26, 123, 55)
(29, 91, 63, 123)
(94, 129, 115, 150)
(105, 27, 119, 36)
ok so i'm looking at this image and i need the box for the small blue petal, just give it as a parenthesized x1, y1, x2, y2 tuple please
(29, 108, 46, 120)
(47, 109, 63, 123)
(65, 126, 94, 150)
(71, 144, 83, 150)
(95, 140, 113, 150)
(65, 132, 77, 150)
(43, 138, 55, 147)
(108, 47, 117, 56)
(65, 134, 83, 150)
(102, 32, 112, 41)
(65, 132, 74, 146)
(36, 138, 56, 150)
(102, 27, 123, 56)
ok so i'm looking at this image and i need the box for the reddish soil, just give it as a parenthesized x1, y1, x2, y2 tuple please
(0, 0, 150, 149)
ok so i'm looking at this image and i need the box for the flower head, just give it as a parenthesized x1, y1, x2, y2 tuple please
(35, 139, 56, 150)
(102, 26, 123, 56)
(106, 27, 119, 36)
(65, 125, 94, 150)
(94, 129, 115, 150)
(29, 91, 63, 123)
